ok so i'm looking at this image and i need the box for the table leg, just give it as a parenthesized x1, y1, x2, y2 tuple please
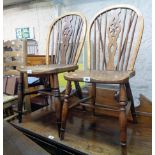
(52, 74, 61, 137)
(18, 72, 24, 123)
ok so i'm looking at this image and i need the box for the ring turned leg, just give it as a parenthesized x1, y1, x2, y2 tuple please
(119, 84, 127, 146)
(53, 74, 61, 137)
(60, 81, 71, 140)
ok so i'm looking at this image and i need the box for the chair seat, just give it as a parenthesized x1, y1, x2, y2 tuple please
(18, 64, 78, 75)
(3, 94, 18, 104)
(3, 94, 18, 111)
(64, 70, 135, 84)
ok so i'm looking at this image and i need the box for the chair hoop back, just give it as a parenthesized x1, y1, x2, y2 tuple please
(87, 4, 144, 71)
(46, 12, 87, 65)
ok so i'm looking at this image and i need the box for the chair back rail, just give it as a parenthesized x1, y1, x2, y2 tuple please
(46, 12, 87, 65)
(4, 40, 27, 76)
(87, 4, 144, 71)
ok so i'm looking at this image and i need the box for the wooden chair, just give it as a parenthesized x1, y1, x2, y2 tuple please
(3, 40, 27, 120)
(39, 12, 87, 96)
(17, 12, 87, 137)
(60, 4, 144, 146)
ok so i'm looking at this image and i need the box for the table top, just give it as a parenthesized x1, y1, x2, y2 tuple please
(17, 64, 78, 75)
(3, 121, 50, 155)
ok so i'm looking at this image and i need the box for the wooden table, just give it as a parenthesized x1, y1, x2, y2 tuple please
(17, 64, 78, 135)
(3, 121, 50, 155)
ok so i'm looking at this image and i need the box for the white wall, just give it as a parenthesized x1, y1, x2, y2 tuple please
(3, 1, 58, 54)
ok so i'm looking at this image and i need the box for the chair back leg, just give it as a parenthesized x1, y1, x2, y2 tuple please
(125, 83, 137, 123)
(90, 83, 96, 115)
(74, 81, 86, 111)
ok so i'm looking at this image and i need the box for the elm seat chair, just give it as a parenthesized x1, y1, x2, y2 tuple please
(17, 12, 87, 136)
(60, 5, 144, 146)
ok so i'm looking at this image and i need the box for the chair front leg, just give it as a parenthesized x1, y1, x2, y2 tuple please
(52, 74, 61, 137)
(60, 81, 72, 140)
(119, 84, 127, 146)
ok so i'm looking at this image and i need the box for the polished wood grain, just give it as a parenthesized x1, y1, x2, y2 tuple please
(11, 93, 151, 155)
(64, 70, 135, 83)
(18, 64, 78, 75)
(27, 55, 49, 66)
(61, 4, 144, 146)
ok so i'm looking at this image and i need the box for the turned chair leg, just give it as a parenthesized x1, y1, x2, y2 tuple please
(119, 84, 127, 146)
(60, 81, 72, 140)
(53, 74, 62, 137)
(125, 83, 137, 123)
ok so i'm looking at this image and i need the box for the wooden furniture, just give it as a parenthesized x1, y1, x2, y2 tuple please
(3, 94, 18, 120)
(11, 92, 152, 155)
(3, 40, 27, 119)
(27, 55, 49, 66)
(18, 12, 87, 138)
(3, 121, 50, 155)
(3, 40, 44, 119)
(60, 4, 144, 146)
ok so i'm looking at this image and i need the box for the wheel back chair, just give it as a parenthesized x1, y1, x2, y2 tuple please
(60, 4, 144, 146)
(17, 13, 87, 137)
